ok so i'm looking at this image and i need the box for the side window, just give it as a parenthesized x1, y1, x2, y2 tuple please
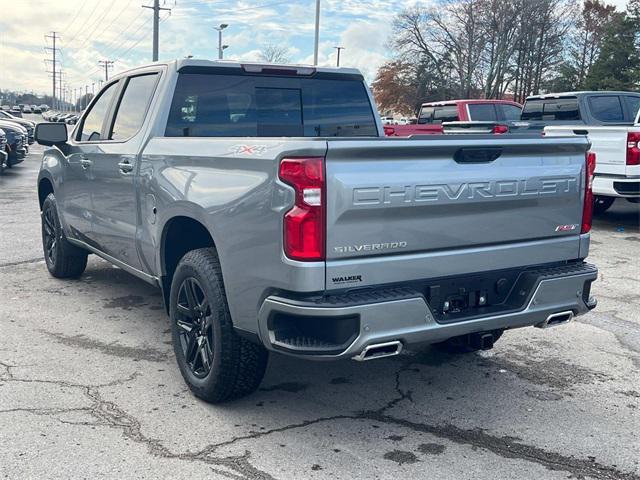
(588, 96, 624, 122)
(468, 104, 497, 121)
(499, 104, 522, 121)
(624, 96, 640, 122)
(433, 106, 458, 123)
(417, 107, 434, 124)
(78, 82, 118, 141)
(110, 74, 158, 141)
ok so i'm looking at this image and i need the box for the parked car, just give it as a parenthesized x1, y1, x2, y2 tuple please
(65, 114, 79, 125)
(0, 128, 8, 172)
(385, 99, 522, 136)
(21, 105, 32, 113)
(32, 106, 42, 114)
(35, 59, 597, 403)
(1, 105, 10, 111)
(380, 116, 395, 125)
(0, 110, 35, 143)
(40, 104, 49, 112)
(9, 107, 23, 117)
(0, 120, 28, 166)
(544, 97, 640, 213)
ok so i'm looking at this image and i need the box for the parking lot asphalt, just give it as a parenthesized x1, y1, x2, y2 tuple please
(1, 126, 639, 479)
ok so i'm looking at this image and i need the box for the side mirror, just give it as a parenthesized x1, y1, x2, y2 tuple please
(35, 122, 68, 146)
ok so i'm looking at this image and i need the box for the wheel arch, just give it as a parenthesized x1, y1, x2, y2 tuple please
(38, 176, 55, 210)
(159, 215, 218, 312)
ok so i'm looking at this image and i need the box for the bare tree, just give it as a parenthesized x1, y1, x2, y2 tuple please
(429, 0, 487, 98)
(386, 0, 598, 103)
(258, 44, 291, 64)
(571, 0, 617, 87)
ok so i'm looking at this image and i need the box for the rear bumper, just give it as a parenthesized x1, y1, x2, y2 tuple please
(593, 174, 640, 198)
(257, 262, 598, 360)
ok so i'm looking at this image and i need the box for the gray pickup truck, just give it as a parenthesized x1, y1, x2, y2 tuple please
(35, 59, 598, 403)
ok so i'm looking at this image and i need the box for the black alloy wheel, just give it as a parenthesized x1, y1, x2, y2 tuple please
(42, 205, 58, 265)
(176, 277, 214, 378)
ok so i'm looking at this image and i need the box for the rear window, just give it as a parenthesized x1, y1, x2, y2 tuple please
(521, 98, 581, 121)
(165, 73, 377, 137)
(467, 104, 497, 121)
(433, 106, 459, 123)
(588, 96, 624, 122)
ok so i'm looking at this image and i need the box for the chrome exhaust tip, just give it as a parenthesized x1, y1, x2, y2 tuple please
(536, 310, 574, 329)
(352, 341, 403, 362)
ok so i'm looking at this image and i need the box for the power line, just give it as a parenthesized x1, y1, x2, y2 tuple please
(61, 0, 90, 35)
(67, 2, 115, 49)
(73, 0, 133, 53)
(116, 13, 170, 61)
(96, 9, 146, 57)
(65, 0, 102, 45)
(171, 1, 291, 17)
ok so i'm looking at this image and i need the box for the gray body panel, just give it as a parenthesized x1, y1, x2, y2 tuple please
(37, 59, 597, 359)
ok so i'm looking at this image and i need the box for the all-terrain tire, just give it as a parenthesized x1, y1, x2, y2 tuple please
(170, 248, 268, 403)
(41, 193, 88, 278)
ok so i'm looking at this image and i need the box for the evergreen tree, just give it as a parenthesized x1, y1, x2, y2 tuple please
(585, 12, 640, 90)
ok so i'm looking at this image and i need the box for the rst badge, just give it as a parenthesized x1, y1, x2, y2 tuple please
(555, 224, 578, 232)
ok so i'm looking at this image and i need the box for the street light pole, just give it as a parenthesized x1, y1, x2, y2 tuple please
(334, 46, 344, 67)
(214, 24, 228, 60)
(313, 0, 320, 65)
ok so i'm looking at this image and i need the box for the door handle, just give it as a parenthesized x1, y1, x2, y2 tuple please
(118, 160, 134, 174)
(80, 157, 92, 169)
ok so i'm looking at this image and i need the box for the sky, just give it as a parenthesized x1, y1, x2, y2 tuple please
(0, 0, 631, 96)
(0, 0, 420, 96)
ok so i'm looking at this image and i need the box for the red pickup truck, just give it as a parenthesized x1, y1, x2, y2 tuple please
(384, 99, 522, 136)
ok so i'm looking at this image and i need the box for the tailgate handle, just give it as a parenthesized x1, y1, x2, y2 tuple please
(454, 148, 502, 164)
(573, 129, 588, 135)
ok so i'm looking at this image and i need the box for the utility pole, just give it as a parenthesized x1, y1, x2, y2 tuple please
(213, 24, 228, 60)
(98, 60, 114, 81)
(143, 0, 171, 61)
(313, 0, 320, 65)
(45, 31, 60, 110)
(58, 71, 64, 111)
(334, 46, 344, 67)
(84, 85, 89, 110)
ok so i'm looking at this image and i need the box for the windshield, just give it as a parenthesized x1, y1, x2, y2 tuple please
(166, 72, 378, 137)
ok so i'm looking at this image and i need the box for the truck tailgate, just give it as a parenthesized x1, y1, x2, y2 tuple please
(324, 135, 589, 289)
(545, 125, 639, 176)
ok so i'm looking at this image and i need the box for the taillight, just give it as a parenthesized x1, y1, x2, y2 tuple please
(492, 124, 509, 134)
(582, 152, 596, 234)
(279, 157, 325, 261)
(626, 132, 640, 165)
(384, 125, 396, 136)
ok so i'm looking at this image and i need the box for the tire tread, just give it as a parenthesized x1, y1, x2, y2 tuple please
(171, 248, 268, 403)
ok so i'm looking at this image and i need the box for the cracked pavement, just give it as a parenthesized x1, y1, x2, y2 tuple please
(1, 137, 639, 479)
